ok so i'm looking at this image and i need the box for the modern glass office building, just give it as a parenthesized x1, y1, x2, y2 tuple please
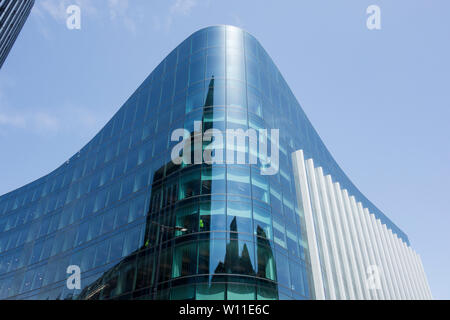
(0, 0, 34, 69)
(0, 25, 432, 300)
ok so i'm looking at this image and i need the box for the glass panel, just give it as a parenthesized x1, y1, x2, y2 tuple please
(227, 166, 250, 195)
(289, 260, 305, 296)
(275, 253, 291, 289)
(94, 241, 110, 268)
(109, 233, 125, 262)
(251, 169, 270, 204)
(198, 239, 227, 275)
(227, 201, 252, 235)
(171, 285, 195, 300)
(257, 282, 278, 300)
(175, 202, 199, 235)
(191, 30, 207, 53)
(207, 26, 225, 47)
(272, 214, 287, 250)
(253, 205, 272, 240)
(189, 54, 205, 85)
(226, 240, 255, 276)
(201, 166, 226, 195)
(196, 283, 225, 300)
(226, 52, 245, 82)
(256, 243, 276, 281)
(199, 201, 226, 233)
(226, 80, 247, 108)
(172, 242, 197, 278)
(227, 283, 255, 300)
(206, 47, 225, 79)
(179, 169, 201, 200)
(135, 251, 153, 290)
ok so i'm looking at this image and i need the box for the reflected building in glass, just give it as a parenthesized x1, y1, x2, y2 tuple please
(0, 26, 432, 300)
(0, 0, 34, 69)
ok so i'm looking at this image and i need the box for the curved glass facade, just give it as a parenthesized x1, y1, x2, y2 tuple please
(0, 25, 408, 300)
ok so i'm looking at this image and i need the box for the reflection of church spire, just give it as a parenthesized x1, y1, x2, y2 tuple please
(222, 217, 256, 276)
(77, 75, 236, 299)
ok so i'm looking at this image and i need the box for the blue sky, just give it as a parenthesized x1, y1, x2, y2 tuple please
(0, 0, 449, 299)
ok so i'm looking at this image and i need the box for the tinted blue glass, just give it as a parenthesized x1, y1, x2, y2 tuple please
(0, 26, 407, 301)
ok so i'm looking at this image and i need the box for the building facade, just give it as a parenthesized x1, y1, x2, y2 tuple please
(0, 0, 34, 69)
(0, 26, 432, 300)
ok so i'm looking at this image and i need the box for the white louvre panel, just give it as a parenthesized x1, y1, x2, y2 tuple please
(291, 150, 432, 300)
(415, 252, 433, 299)
(401, 241, 423, 299)
(325, 176, 356, 299)
(333, 182, 365, 299)
(375, 219, 402, 299)
(363, 208, 390, 299)
(349, 196, 378, 299)
(341, 188, 371, 299)
(305, 159, 337, 299)
(315, 168, 347, 299)
(408, 248, 427, 299)
(356, 202, 384, 299)
(382, 223, 408, 299)
(369, 214, 396, 299)
(291, 150, 325, 300)
(389, 231, 413, 298)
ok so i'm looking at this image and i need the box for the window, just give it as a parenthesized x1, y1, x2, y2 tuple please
(196, 283, 225, 300)
(201, 166, 226, 195)
(170, 285, 195, 300)
(289, 260, 305, 296)
(272, 214, 287, 250)
(226, 80, 247, 108)
(227, 166, 250, 196)
(198, 239, 226, 275)
(175, 202, 199, 236)
(94, 241, 110, 268)
(257, 282, 278, 300)
(172, 242, 197, 278)
(253, 205, 272, 240)
(191, 29, 206, 53)
(256, 243, 276, 281)
(186, 88, 206, 113)
(87, 215, 102, 242)
(226, 240, 256, 276)
(123, 227, 141, 256)
(251, 169, 270, 204)
(199, 201, 226, 233)
(227, 201, 252, 235)
(226, 52, 245, 82)
(189, 53, 205, 85)
(286, 223, 299, 258)
(175, 62, 189, 94)
(179, 169, 201, 200)
(101, 210, 116, 235)
(206, 47, 225, 79)
(227, 283, 255, 300)
(135, 251, 153, 290)
(207, 26, 225, 47)
(275, 253, 291, 289)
